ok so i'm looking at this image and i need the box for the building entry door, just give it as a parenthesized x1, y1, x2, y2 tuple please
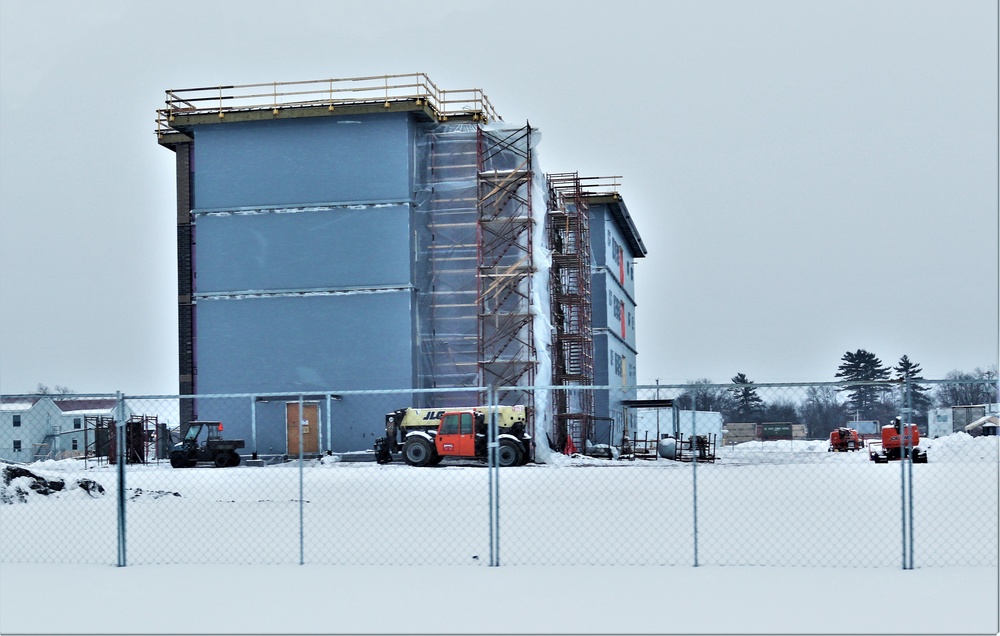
(286, 402, 319, 455)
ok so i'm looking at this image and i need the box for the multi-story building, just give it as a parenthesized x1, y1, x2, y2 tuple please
(156, 74, 645, 458)
(587, 192, 646, 445)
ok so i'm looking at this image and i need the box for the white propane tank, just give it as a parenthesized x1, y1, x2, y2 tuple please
(658, 436, 677, 460)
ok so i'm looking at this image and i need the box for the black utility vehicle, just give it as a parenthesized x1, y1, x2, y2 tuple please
(170, 421, 244, 468)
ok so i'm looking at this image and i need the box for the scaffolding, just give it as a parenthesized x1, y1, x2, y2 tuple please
(477, 125, 537, 406)
(87, 415, 161, 465)
(546, 173, 595, 453)
(417, 122, 539, 411)
(420, 124, 482, 404)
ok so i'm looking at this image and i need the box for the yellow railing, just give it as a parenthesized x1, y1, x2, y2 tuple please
(156, 72, 501, 137)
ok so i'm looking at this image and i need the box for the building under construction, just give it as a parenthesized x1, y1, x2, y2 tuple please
(156, 73, 646, 458)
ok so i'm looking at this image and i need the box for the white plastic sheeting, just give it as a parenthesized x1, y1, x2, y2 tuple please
(528, 134, 554, 462)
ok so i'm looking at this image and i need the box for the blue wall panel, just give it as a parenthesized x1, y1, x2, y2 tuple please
(195, 205, 412, 293)
(590, 211, 607, 266)
(590, 204, 638, 299)
(192, 114, 413, 209)
(194, 292, 415, 452)
(194, 396, 406, 457)
(591, 275, 608, 331)
(196, 293, 415, 395)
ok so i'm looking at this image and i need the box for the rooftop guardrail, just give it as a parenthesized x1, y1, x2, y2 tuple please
(156, 72, 501, 138)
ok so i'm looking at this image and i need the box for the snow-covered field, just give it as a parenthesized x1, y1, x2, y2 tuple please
(1, 433, 997, 634)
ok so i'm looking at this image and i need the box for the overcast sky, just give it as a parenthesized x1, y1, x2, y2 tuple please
(1, 0, 997, 395)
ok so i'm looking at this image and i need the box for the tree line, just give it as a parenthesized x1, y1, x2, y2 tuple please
(675, 352, 998, 439)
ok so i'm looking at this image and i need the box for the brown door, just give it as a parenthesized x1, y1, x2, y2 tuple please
(286, 403, 320, 454)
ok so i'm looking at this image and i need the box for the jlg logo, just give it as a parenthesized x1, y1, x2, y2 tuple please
(422, 411, 446, 421)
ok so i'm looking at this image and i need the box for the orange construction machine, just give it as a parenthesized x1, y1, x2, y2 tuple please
(375, 406, 532, 467)
(829, 427, 863, 452)
(869, 417, 928, 463)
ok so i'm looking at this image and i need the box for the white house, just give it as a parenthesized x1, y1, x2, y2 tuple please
(0, 397, 128, 463)
(1, 397, 63, 463)
(53, 399, 123, 460)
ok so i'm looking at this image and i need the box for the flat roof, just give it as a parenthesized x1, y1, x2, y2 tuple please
(156, 73, 499, 148)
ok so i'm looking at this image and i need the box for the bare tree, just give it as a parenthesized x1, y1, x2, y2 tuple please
(35, 383, 74, 395)
(934, 367, 1000, 407)
(800, 385, 850, 439)
(677, 379, 737, 414)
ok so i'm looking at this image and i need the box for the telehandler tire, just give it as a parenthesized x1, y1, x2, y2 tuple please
(498, 438, 523, 467)
(403, 436, 435, 467)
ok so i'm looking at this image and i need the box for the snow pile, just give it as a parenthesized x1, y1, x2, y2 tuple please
(729, 439, 830, 453)
(925, 431, 1000, 463)
(28, 457, 93, 472)
(1, 461, 106, 504)
(545, 450, 618, 466)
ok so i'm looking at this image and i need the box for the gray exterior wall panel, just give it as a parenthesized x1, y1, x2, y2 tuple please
(196, 293, 415, 395)
(195, 396, 403, 457)
(192, 114, 413, 209)
(194, 292, 416, 452)
(590, 200, 641, 446)
(195, 205, 412, 293)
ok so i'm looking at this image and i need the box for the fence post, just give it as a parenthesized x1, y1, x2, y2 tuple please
(116, 391, 127, 567)
(298, 394, 305, 565)
(692, 395, 699, 568)
(250, 396, 258, 460)
(326, 393, 332, 453)
(898, 383, 908, 570)
(906, 377, 915, 569)
(487, 386, 499, 567)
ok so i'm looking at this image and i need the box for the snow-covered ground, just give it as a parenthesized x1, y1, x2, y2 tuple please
(1, 433, 997, 634)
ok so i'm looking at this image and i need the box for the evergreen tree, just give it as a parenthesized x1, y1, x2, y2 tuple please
(835, 349, 890, 418)
(893, 355, 932, 421)
(729, 372, 764, 422)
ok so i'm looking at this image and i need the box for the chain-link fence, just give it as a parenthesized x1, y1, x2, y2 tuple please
(2, 380, 996, 568)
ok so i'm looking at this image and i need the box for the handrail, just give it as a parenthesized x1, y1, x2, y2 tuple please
(549, 174, 622, 197)
(156, 72, 501, 138)
(575, 176, 622, 195)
